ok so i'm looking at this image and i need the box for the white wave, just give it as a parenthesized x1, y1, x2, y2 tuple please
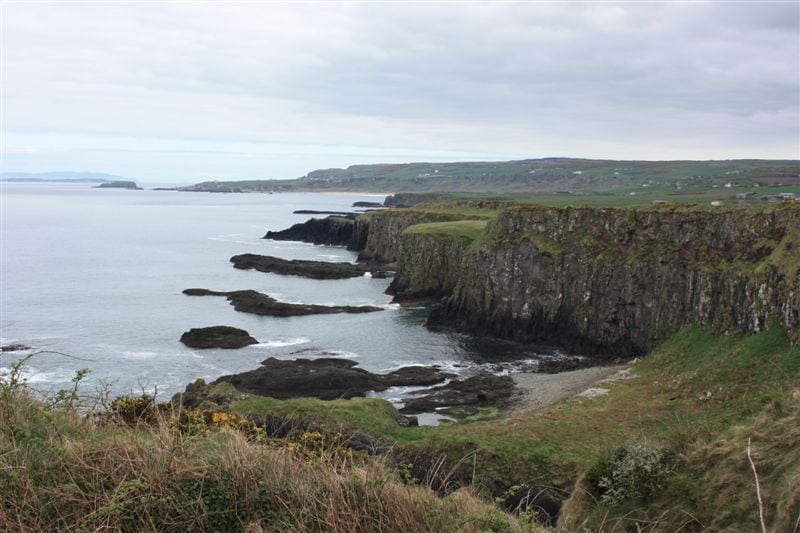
(323, 350, 359, 359)
(362, 272, 372, 278)
(254, 338, 311, 348)
(122, 350, 158, 360)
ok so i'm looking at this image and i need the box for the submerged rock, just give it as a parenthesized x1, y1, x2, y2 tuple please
(230, 253, 367, 280)
(180, 326, 258, 349)
(183, 288, 382, 316)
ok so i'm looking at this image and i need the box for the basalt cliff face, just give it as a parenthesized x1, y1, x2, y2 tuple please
(385, 206, 799, 356)
(354, 211, 469, 263)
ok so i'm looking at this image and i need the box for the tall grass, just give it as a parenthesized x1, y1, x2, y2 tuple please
(0, 375, 526, 532)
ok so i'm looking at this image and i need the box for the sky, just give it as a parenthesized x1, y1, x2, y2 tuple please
(1, 1, 798, 183)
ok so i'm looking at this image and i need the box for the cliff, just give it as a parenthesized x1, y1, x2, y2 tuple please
(387, 220, 485, 301)
(354, 210, 474, 263)
(403, 205, 800, 356)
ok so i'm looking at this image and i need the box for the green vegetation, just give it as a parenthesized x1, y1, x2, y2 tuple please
(225, 326, 799, 530)
(2, 327, 798, 530)
(0, 363, 527, 532)
(182, 158, 799, 199)
(403, 220, 489, 243)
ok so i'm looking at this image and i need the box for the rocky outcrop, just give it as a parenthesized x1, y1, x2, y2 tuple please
(210, 357, 455, 400)
(183, 288, 382, 316)
(94, 180, 142, 190)
(264, 215, 355, 246)
(1, 344, 31, 352)
(293, 210, 356, 216)
(180, 326, 258, 349)
(230, 254, 367, 279)
(383, 193, 443, 208)
(399, 374, 515, 415)
(352, 201, 384, 208)
(427, 205, 800, 356)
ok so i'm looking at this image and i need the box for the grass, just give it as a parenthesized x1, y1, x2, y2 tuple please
(402, 220, 489, 243)
(222, 326, 800, 529)
(0, 381, 528, 531)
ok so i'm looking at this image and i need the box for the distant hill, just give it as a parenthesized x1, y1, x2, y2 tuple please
(180, 158, 799, 194)
(0, 171, 130, 183)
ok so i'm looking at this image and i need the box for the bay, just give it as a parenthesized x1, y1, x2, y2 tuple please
(0, 182, 555, 402)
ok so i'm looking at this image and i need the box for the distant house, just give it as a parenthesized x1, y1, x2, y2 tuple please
(764, 192, 796, 202)
(735, 191, 757, 200)
(711, 201, 724, 207)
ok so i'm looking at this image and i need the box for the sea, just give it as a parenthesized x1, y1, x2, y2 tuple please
(1, 182, 565, 405)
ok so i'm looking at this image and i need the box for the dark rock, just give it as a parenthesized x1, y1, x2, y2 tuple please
(383, 193, 442, 208)
(352, 201, 384, 208)
(214, 357, 384, 400)
(382, 366, 456, 387)
(183, 288, 383, 316)
(399, 374, 515, 415)
(94, 180, 142, 190)
(180, 326, 258, 349)
(264, 215, 354, 246)
(293, 210, 357, 217)
(208, 357, 453, 400)
(230, 253, 367, 280)
(1, 344, 31, 352)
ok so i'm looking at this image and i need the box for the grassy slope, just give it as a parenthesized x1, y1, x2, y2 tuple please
(225, 326, 799, 530)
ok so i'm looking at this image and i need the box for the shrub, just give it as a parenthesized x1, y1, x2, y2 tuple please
(588, 438, 671, 507)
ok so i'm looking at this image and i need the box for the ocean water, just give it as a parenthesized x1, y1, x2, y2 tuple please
(1, 183, 560, 402)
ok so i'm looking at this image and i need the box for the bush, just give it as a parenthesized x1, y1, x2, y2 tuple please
(588, 438, 671, 507)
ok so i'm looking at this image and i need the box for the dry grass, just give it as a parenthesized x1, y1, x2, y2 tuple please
(0, 386, 529, 532)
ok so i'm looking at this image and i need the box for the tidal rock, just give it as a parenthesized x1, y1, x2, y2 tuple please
(180, 326, 258, 349)
(183, 288, 382, 316)
(1, 344, 32, 352)
(264, 215, 354, 246)
(211, 357, 453, 400)
(230, 254, 367, 280)
(352, 201, 384, 208)
(399, 374, 515, 415)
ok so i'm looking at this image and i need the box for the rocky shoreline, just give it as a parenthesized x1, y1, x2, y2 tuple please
(183, 288, 383, 316)
(230, 253, 369, 279)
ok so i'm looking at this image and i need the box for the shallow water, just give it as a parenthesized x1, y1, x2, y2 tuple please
(1, 182, 560, 401)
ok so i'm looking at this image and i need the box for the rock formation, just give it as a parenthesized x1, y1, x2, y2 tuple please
(180, 326, 258, 349)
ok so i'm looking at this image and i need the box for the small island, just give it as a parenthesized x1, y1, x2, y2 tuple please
(94, 180, 142, 190)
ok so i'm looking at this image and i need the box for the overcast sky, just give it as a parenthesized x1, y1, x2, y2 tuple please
(2, 1, 798, 183)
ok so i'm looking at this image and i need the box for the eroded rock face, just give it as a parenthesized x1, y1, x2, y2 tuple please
(230, 254, 367, 280)
(180, 326, 258, 349)
(263, 215, 354, 246)
(426, 206, 800, 356)
(210, 357, 455, 400)
(183, 288, 383, 316)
